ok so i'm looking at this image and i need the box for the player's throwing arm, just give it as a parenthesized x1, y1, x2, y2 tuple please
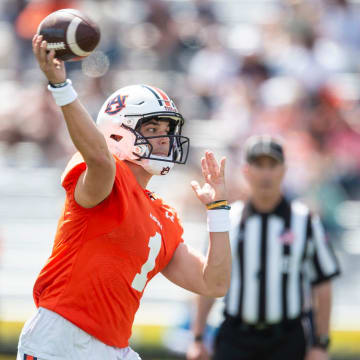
(32, 34, 115, 208)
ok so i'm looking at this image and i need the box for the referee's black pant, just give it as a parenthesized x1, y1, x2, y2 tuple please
(213, 316, 308, 360)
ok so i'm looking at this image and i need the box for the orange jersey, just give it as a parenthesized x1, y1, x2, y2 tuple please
(33, 154, 184, 347)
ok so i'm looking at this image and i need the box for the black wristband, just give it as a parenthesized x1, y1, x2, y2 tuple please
(209, 205, 231, 210)
(49, 80, 68, 88)
(194, 334, 203, 342)
(313, 335, 330, 350)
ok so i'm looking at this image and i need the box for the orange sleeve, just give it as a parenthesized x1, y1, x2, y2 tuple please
(61, 152, 87, 193)
(163, 203, 184, 238)
(173, 210, 184, 245)
(59, 153, 129, 215)
(158, 202, 184, 272)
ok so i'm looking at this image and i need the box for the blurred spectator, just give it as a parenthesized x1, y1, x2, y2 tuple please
(15, 0, 78, 40)
(318, 0, 360, 53)
(0, 85, 74, 165)
(188, 25, 239, 117)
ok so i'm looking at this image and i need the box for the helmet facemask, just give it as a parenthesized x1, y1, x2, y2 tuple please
(128, 114, 189, 164)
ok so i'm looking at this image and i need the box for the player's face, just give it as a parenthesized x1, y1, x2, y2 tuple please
(244, 156, 285, 196)
(139, 119, 171, 156)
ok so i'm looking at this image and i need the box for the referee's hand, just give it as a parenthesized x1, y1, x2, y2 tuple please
(186, 341, 210, 360)
(305, 348, 329, 360)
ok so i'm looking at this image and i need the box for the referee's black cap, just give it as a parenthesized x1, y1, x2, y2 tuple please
(244, 135, 285, 163)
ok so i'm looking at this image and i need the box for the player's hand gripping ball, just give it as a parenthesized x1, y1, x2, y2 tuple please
(37, 8, 100, 61)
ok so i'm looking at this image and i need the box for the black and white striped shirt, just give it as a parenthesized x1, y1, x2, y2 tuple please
(225, 198, 340, 324)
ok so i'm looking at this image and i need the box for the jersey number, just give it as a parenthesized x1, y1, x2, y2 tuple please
(131, 233, 162, 292)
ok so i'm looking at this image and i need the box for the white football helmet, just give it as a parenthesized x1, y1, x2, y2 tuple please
(96, 84, 190, 175)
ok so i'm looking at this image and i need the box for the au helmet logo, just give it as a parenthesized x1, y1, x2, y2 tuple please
(105, 95, 128, 115)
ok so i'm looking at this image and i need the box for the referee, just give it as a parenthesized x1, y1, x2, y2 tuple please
(186, 135, 340, 360)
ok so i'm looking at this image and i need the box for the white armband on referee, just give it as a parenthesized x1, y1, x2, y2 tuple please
(207, 209, 231, 232)
(48, 79, 78, 106)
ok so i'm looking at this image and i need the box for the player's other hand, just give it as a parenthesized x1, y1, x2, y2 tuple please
(191, 151, 226, 206)
(32, 34, 66, 85)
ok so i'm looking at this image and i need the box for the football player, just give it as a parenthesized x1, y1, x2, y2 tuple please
(16, 34, 232, 360)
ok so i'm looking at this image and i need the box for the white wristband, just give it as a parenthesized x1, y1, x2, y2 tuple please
(207, 209, 231, 232)
(48, 79, 78, 106)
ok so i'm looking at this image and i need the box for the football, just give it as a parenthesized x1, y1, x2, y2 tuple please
(37, 8, 100, 61)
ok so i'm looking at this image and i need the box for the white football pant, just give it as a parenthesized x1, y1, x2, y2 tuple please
(17, 307, 142, 360)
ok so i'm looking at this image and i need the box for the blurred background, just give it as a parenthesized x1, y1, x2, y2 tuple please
(0, 0, 360, 359)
